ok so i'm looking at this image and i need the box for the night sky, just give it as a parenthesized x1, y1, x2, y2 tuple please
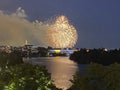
(0, 0, 120, 49)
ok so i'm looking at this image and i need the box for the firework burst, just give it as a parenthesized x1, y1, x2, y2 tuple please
(46, 15, 78, 48)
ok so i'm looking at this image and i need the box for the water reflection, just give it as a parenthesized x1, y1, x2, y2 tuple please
(27, 57, 78, 90)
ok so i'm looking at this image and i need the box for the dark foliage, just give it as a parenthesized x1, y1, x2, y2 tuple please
(0, 52, 23, 68)
(0, 63, 61, 90)
(37, 47, 48, 57)
(70, 48, 120, 65)
(68, 63, 120, 90)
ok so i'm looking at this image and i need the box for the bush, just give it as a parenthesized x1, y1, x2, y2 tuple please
(68, 63, 120, 90)
(0, 63, 61, 90)
(0, 52, 23, 68)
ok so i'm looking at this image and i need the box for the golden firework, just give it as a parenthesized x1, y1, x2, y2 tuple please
(46, 15, 78, 48)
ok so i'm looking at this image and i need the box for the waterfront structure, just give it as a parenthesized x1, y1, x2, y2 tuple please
(49, 48, 78, 56)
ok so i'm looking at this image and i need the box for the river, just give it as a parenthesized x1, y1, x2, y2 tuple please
(23, 57, 88, 90)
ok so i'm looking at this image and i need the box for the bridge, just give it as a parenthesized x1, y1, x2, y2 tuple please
(49, 48, 78, 56)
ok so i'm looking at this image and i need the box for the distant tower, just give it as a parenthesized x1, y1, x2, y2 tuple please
(25, 40, 28, 45)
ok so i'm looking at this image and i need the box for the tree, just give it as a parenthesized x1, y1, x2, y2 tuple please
(0, 52, 23, 68)
(0, 63, 61, 90)
(104, 63, 120, 90)
(68, 63, 106, 90)
(68, 63, 120, 90)
(38, 47, 48, 57)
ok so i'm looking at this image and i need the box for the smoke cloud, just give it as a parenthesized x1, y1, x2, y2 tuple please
(0, 7, 48, 46)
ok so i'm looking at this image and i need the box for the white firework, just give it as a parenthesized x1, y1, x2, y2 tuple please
(46, 15, 78, 48)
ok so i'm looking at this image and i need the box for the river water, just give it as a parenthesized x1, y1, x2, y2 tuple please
(23, 57, 88, 90)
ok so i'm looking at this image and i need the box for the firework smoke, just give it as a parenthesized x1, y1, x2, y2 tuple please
(0, 8, 78, 47)
(0, 7, 46, 46)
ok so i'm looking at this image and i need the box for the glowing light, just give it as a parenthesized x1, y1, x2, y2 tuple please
(104, 48, 108, 52)
(86, 49, 90, 52)
(25, 40, 28, 45)
(46, 15, 78, 48)
(55, 50, 61, 53)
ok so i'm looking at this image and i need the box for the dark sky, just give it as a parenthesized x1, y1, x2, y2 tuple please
(0, 0, 120, 49)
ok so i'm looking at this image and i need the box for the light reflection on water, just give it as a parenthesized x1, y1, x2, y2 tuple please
(25, 57, 78, 90)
